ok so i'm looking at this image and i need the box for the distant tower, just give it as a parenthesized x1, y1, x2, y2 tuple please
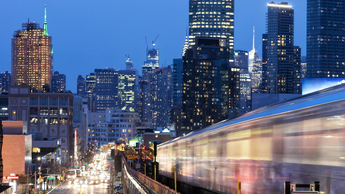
(262, 2, 301, 94)
(248, 27, 263, 93)
(125, 55, 133, 70)
(11, 6, 52, 91)
(142, 36, 159, 80)
(77, 75, 86, 96)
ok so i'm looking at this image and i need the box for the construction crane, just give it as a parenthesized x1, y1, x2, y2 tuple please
(124, 54, 130, 61)
(152, 35, 159, 48)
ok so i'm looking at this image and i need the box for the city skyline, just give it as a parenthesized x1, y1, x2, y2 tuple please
(0, 0, 307, 92)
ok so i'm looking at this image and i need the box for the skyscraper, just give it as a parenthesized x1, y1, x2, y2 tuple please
(248, 27, 263, 93)
(118, 63, 139, 112)
(189, 0, 235, 60)
(181, 37, 229, 134)
(142, 41, 159, 81)
(11, 7, 52, 91)
(262, 2, 301, 94)
(51, 71, 66, 92)
(77, 75, 86, 96)
(94, 68, 118, 111)
(307, 0, 345, 78)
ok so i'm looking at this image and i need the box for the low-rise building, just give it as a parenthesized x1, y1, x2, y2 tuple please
(88, 108, 141, 146)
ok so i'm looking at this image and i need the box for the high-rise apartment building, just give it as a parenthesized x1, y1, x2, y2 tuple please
(181, 37, 229, 135)
(189, 0, 235, 60)
(248, 27, 262, 93)
(0, 71, 11, 93)
(77, 75, 86, 96)
(262, 2, 301, 94)
(307, 0, 345, 78)
(11, 7, 53, 91)
(51, 71, 66, 92)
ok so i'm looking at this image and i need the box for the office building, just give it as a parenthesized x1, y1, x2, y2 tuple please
(307, 0, 345, 78)
(262, 2, 301, 94)
(51, 71, 66, 92)
(117, 56, 139, 112)
(7, 85, 74, 163)
(94, 68, 119, 111)
(189, 0, 235, 60)
(77, 75, 86, 97)
(248, 27, 263, 93)
(11, 7, 53, 91)
(88, 108, 141, 145)
(181, 37, 229, 135)
(0, 71, 11, 93)
(142, 41, 159, 81)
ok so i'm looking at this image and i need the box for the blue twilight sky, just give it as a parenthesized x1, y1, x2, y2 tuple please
(0, 0, 306, 92)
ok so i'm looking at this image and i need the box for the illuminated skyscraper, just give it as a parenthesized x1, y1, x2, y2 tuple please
(142, 40, 159, 80)
(262, 2, 301, 94)
(248, 27, 262, 93)
(307, 0, 345, 78)
(189, 0, 235, 60)
(118, 57, 139, 112)
(181, 37, 229, 134)
(11, 6, 52, 91)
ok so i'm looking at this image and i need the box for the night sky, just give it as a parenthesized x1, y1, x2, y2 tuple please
(0, 0, 306, 92)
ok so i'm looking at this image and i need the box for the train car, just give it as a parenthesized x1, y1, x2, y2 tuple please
(157, 84, 345, 194)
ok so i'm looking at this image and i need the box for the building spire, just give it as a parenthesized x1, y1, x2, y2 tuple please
(252, 26, 255, 50)
(44, 5, 49, 36)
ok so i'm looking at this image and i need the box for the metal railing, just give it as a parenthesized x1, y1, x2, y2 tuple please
(122, 156, 179, 194)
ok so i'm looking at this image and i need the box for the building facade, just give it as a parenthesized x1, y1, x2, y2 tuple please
(262, 2, 301, 94)
(88, 108, 140, 145)
(11, 10, 52, 91)
(307, 0, 345, 78)
(118, 69, 139, 112)
(94, 68, 118, 111)
(51, 71, 66, 92)
(181, 37, 229, 135)
(189, 0, 235, 61)
(7, 85, 73, 163)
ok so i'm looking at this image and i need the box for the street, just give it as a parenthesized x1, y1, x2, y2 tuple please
(49, 180, 111, 194)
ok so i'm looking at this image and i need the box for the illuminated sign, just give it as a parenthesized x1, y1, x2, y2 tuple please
(302, 78, 345, 95)
(7, 173, 19, 180)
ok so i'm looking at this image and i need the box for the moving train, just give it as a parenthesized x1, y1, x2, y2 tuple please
(157, 84, 345, 194)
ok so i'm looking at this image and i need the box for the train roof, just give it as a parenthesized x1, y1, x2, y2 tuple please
(160, 84, 345, 147)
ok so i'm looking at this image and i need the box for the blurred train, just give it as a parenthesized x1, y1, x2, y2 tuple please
(157, 84, 345, 194)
